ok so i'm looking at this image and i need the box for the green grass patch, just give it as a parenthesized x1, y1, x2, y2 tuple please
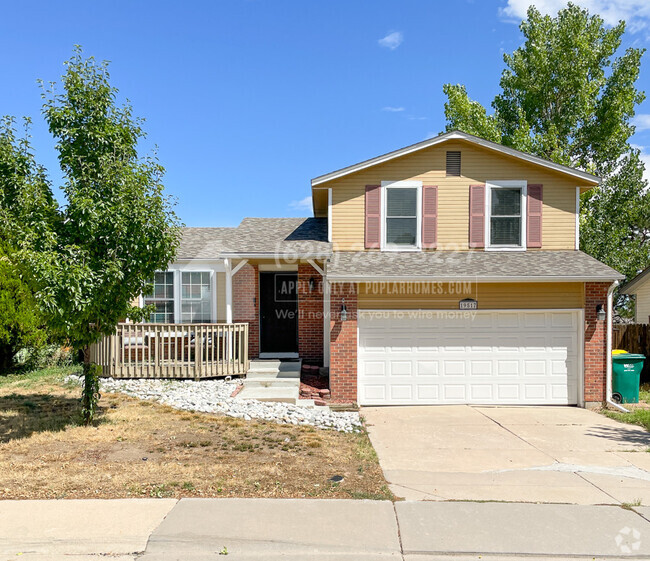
(0, 365, 82, 390)
(603, 409, 650, 432)
(602, 384, 650, 433)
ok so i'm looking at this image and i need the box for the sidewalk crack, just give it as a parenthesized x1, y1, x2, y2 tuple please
(392, 501, 406, 560)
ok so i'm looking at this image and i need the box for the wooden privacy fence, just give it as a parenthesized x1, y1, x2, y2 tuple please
(90, 323, 249, 379)
(613, 323, 650, 382)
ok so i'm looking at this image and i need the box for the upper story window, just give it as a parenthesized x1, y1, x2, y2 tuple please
(381, 181, 422, 250)
(143, 272, 175, 323)
(486, 180, 527, 250)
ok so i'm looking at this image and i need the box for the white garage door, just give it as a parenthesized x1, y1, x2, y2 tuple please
(358, 310, 581, 405)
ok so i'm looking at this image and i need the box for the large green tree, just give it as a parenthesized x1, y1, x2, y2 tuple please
(16, 49, 181, 420)
(0, 118, 55, 371)
(443, 3, 650, 288)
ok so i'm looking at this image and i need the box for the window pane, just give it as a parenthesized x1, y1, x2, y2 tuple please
(150, 301, 174, 324)
(386, 218, 417, 246)
(387, 188, 417, 216)
(491, 188, 521, 216)
(491, 217, 521, 245)
(180, 270, 212, 322)
(144, 272, 175, 323)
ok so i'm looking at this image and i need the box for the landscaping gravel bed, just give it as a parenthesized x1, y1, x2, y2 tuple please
(65, 376, 362, 432)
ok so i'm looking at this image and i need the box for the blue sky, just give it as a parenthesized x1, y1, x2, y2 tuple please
(2, 0, 650, 227)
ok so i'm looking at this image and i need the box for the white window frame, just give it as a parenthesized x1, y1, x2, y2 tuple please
(485, 180, 527, 252)
(179, 270, 214, 324)
(380, 180, 422, 251)
(142, 271, 176, 323)
(139, 261, 224, 323)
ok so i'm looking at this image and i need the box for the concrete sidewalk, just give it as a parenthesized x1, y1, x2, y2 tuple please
(3, 498, 650, 559)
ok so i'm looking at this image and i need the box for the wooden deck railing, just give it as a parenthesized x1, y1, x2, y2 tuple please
(90, 323, 249, 379)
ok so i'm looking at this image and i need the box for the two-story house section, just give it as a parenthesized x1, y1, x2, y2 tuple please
(140, 131, 622, 408)
(311, 131, 622, 407)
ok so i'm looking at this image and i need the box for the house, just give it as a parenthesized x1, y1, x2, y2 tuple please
(620, 266, 650, 324)
(131, 130, 624, 408)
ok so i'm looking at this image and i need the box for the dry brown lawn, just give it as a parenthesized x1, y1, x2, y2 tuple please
(0, 367, 392, 500)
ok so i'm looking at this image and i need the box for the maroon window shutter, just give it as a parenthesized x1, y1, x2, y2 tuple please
(365, 185, 381, 249)
(469, 184, 485, 248)
(527, 184, 543, 248)
(422, 185, 438, 249)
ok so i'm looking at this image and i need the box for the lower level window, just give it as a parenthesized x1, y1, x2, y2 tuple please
(181, 271, 212, 322)
(143, 272, 175, 323)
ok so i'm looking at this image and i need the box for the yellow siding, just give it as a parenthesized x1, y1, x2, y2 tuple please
(357, 282, 584, 310)
(326, 140, 589, 251)
(216, 272, 227, 322)
(635, 281, 650, 323)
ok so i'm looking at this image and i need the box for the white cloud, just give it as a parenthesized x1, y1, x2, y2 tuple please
(378, 31, 403, 50)
(633, 114, 650, 132)
(289, 196, 312, 211)
(500, 1, 650, 33)
(382, 106, 405, 112)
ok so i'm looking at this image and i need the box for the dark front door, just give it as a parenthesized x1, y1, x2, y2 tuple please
(259, 272, 298, 354)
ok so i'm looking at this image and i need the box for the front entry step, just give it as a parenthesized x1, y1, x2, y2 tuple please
(236, 359, 302, 404)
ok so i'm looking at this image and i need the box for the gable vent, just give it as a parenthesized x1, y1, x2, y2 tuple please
(446, 151, 461, 176)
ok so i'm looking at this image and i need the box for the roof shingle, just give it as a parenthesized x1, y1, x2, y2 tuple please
(326, 251, 623, 281)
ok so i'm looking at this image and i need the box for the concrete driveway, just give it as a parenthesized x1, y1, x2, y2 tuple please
(362, 405, 650, 505)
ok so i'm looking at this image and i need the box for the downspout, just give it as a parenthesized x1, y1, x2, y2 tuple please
(605, 280, 628, 413)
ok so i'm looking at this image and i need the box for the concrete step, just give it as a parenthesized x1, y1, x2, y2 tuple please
(247, 359, 301, 374)
(245, 369, 300, 378)
(236, 385, 299, 404)
(244, 377, 300, 389)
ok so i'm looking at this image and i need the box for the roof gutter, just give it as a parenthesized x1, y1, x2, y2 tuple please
(219, 252, 332, 259)
(326, 275, 624, 283)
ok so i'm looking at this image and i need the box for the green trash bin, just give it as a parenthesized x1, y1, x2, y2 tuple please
(611, 353, 645, 404)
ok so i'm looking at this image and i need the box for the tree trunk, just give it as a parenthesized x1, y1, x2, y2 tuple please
(81, 345, 92, 420)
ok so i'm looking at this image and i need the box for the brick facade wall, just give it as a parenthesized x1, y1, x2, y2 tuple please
(233, 263, 259, 359)
(329, 283, 358, 403)
(584, 281, 610, 404)
(298, 264, 324, 365)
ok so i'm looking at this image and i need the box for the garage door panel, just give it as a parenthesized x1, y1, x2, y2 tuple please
(389, 385, 412, 400)
(416, 361, 439, 376)
(443, 360, 466, 376)
(443, 385, 466, 400)
(469, 360, 493, 376)
(358, 310, 580, 405)
(417, 385, 439, 400)
(363, 361, 386, 376)
(470, 385, 493, 400)
(390, 361, 412, 376)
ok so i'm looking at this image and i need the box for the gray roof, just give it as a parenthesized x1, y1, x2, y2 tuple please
(177, 227, 234, 259)
(220, 217, 331, 256)
(177, 218, 330, 259)
(620, 266, 650, 294)
(326, 251, 624, 282)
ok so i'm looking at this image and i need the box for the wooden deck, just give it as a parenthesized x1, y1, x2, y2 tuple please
(90, 322, 249, 379)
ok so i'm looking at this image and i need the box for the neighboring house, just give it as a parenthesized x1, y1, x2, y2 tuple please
(620, 267, 650, 324)
(138, 130, 623, 408)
